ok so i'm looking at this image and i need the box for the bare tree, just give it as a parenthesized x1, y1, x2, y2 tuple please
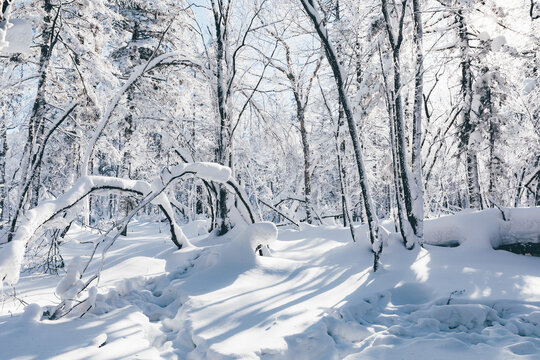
(299, 0, 381, 270)
(380, 0, 423, 249)
(266, 30, 323, 224)
(208, 0, 267, 234)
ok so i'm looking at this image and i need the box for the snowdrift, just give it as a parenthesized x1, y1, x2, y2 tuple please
(0, 208, 539, 359)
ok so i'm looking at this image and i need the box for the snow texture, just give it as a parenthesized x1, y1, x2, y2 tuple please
(1, 162, 233, 286)
(1, 208, 539, 358)
(0, 18, 33, 55)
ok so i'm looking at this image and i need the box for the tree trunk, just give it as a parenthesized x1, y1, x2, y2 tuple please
(20, 0, 53, 206)
(297, 103, 312, 224)
(8, 0, 54, 239)
(120, 87, 136, 236)
(456, 10, 483, 210)
(212, 0, 232, 235)
(466, 152, 483, 208)
(300, 0, 380, 268)
(215, 115, 231, 234)
(0, 118, 7, 223)
(411, 0, 424, 242)
(381, 0, 421, 248)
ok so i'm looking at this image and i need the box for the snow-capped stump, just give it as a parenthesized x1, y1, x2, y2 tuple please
(22, 303, 42, 324)
(246, 222, 276, 257)
(231, 222, 277, 260)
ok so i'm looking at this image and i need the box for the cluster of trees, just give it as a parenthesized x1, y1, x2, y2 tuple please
(0, 0, 538, 270)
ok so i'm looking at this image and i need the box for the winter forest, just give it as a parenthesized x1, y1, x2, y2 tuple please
(0, 0, 539, 358)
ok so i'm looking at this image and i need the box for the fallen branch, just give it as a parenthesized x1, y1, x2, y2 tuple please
(258, 199, 300, 228)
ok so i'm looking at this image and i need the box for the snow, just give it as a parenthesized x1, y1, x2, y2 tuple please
(168, 162, 232, 184)
(0, 162, 233, 286)
(0, 18, 33, 55)
(478, 31, 491, 41)
(1, 208, 540, 358)
(492, 35, 506, 51)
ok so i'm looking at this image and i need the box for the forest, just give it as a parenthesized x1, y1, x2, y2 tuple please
(0, 0, 539, 359)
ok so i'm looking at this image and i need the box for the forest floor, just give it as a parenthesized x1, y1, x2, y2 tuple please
(1, 208, 540, 359)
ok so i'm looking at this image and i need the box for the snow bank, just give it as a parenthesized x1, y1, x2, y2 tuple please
(0, 305, 162, 359)
(423, 207, 540, 250)
(318, 293, 540, 360)
(21, 303, 42, 324)
(181, 219, 211, 238)
(2, 209, 539, 359)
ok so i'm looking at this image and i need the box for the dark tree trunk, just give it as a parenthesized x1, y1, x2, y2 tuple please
(211, 0, 232, 235)
(411, 0, 424, 241)
(120, 87, 136, 236)
(9, 0, 55, 240)
(196, 184, 204, 215)
(297, 103, 312, 224)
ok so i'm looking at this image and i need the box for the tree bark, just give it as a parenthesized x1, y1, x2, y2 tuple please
(381, 0, 421, 248)
(211, 0, 233, 235)
(20, 0, 54, 209)
(456, 10, 483, 210)
(297, 104, 313, 224)
(411, 0, 424, 242)
(300, 0, 380, 268)
(0, 118, 7, 223)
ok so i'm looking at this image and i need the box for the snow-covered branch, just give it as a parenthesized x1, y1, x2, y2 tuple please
(0, 162, 258, 286)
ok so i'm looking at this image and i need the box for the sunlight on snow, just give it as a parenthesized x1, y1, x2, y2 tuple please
(517, 276, 540, 301)
(470, 286, 492, 299)
(410, 248, 431, 283)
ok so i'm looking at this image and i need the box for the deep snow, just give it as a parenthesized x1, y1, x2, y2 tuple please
(1, 208, 540, 359)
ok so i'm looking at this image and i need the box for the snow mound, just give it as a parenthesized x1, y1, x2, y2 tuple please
(181, 219, 211, 238)
(424, 207, 540, 251)
(22, 303, 42, 323)
(315, 294, 540, 360)
(231, 221, 277, 258)
(390, 282, 435, 305)
(1, 209, 539, 359)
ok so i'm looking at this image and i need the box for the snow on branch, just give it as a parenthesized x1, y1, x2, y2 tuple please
(0, 162, 256, 286)
(1, 176, 153, 285)
(81, 52, 179, 176)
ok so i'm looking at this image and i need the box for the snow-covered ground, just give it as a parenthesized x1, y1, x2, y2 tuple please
(1, 208, 540, 359)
